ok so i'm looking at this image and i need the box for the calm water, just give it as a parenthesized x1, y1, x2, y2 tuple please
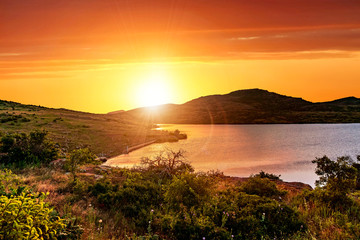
(105, 124, 360, 186)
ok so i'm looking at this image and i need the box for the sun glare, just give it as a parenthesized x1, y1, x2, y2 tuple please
(136, 72, 171, 107)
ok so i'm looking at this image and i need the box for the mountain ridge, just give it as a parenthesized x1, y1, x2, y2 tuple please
(114, 88, 360, 124)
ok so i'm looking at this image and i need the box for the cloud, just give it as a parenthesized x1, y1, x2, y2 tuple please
(230, 36, 260, 41)
(0, 52, 28, 57)
(1, 0, 360, 61)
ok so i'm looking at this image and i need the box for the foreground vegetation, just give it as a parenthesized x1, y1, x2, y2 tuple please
(1, 131, 360, 239)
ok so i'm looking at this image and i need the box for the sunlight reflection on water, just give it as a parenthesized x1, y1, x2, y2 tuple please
(106, 124, 360, 186)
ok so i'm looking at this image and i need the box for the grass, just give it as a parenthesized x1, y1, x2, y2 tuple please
(0, 100, 184, 157)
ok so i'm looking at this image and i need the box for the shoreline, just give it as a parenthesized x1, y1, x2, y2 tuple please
(123, 140, 157, 154)
(106, 128, 188, 159)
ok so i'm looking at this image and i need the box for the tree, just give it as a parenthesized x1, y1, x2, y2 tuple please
(312, 155, 357, 195)
(353, 155, 360, 189)
(140, 149, 193, 177)
(65, 148, 96, 181)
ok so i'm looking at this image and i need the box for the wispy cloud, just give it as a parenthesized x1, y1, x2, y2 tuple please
(230, 36, 260, 41)
(0, 52, 28, 57)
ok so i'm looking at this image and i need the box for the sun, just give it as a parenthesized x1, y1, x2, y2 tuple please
(136, 72, 171, 107)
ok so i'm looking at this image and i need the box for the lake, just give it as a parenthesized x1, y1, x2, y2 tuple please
(105, 124, 360, 186)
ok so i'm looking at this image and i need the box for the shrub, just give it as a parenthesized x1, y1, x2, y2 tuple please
(158, 189, 304, 240)
(228, 192, 305, 239)
(94, 172, 162, 228)
(0, 169, 23, 196)
(164, 173, 213, 210)
(292, 188, 360, 239)
(240, 177, 286, 199)
(0, 130, 59, 167)
(254, 170, 281, 180)
(0, 192, 66, 239)
(64, 148, 97, 181)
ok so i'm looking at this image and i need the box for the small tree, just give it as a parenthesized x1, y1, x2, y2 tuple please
(350, 155, 360, 189)
(140, 149, 193, 177)
(65, 148, 96, 181)
(312, 155, 357, 195)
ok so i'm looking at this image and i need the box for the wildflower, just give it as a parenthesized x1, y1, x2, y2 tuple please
(99, 219, 103, 223)
(151, 209, 154, 213)
(231, 235, 234, 238)
(203, 237, 205, 240)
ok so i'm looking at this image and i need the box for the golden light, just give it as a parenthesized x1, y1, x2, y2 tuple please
(136, 71, 172, 107)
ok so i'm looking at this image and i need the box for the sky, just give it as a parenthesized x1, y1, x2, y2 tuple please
(1, 0, 360, 113)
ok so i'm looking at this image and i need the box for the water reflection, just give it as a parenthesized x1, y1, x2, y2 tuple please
(106, 124, 360, 186)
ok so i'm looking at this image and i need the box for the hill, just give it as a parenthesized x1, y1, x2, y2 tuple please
(117, 89, 360, 124)
(0, 100, 182, 157)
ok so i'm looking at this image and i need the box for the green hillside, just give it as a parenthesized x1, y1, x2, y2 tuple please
(0, 100, 179, 157)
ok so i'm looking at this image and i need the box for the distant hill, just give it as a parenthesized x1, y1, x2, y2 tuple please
(115, 89, 360, 124)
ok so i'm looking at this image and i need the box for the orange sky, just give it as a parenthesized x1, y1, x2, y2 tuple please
(1, 0, 360, 113)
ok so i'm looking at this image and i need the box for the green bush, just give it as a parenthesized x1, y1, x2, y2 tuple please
(0, 169, 24, 196)
(64, 148, 97, 181)
(230, 192, 305, 239)
(85, 154, 306, 239)
(240, 177, 286, 199)
(0, 192, 66, 239)
(157, 188, 304, 240)
(164, 173, 213, 210)
(94, 172, 162, 228)
(292, 188, 360, 239)
(0, 169, 81, 239)
(254, 170, 281, 180)
(0, 130, 59, 167)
